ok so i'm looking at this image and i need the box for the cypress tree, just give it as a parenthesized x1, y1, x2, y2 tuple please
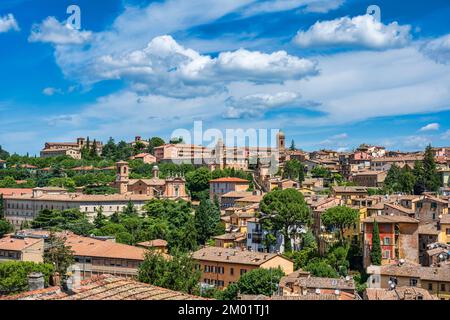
(423, 145, 440, 192)
(370, 220, 382, 266)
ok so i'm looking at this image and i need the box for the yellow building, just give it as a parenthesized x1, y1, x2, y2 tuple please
(331, 186, 368, 205)
(0, 236, 44, 263)
(438, 215, 450, 244)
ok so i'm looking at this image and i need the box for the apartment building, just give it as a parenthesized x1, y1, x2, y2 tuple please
(367, 262, 450, 300)
(350, 170, 387, 188)
(362, 215, 419, 267)
(0, 236, 44, 263)
(192, 247, 293, 289)
(3, 187, 150, 227)
(370, 155, 423, 172)
(209, 177, 250, 202)
(331, 186, 368, 205)
(414, 195, 448, 224)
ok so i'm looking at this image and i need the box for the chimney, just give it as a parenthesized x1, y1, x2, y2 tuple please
(28, 272, 45, 291)
(152, 165, 160, 179)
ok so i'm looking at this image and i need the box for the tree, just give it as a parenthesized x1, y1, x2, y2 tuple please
(44, 233, 75, 282)
(260, 189, 311, 252)
(169, 137, 184, 144)
(370, 221, 382, 266)
(384, 164, 402, 192)
(138, 249, 201, 295)
(399, 165, 415, 194)
(321, 206, 359, 243)
(311, 166, 331, 179)
(283, 159, 305, 182)
(423, 145, 440, 192)
(185, 167, 212, 200)
(305, 258, 338, 278)
(101, 137, 117, 160)
(0, 261, 54, 295)
(93, 206, 107, 229)
(218, 268, 285, 300)
(122, 201, 139, 217)
(289, 140, 296, 151)
(195, 196, 221, 245)
(413, 160, 426, 195)
(147, 137, 165, 154)
(0, 145, 9, 159)
(0, 219, 13, 237)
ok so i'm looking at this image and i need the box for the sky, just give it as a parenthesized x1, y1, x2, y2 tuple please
(1, 0, 450, 155)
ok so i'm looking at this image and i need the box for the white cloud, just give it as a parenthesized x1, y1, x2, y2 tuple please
(0, 14, 19, 33)
(240, 0, 344, 16)
(29, 17, 92, 45)
(223, 91, 304, 119)
(442, 130, 450, 140)
(332, 133, 348, 139)
(419, 123, 440, 132)
(42, 87, 63, 96)
(294, 14, 411, 49)
(87, 35, 318, 98)
(403, 135, 431, 149)
(420, 34, 450, 65)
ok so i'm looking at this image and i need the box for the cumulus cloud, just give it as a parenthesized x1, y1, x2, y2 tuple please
(29, 17, 92, 45)
(420, 34, 450, 65)
(90, 35, 318, 97)
(294, 14, 411, 49)
(419, 123, 440, 132)
(222, 91, 304, 119)
(0, 14, 19, 33)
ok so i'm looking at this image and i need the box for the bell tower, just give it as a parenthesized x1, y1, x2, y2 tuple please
(116, 161, 129, 194)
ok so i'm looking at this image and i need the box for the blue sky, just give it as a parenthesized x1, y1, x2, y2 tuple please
(1, 0, 450, 155)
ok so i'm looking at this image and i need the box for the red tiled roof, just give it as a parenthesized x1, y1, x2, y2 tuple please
(209, 177, 249, 183)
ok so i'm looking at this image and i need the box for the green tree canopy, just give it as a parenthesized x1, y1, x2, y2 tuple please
(44, 233, 75, 282)
(0, 261, 54, 295)
(260, 188, 311, 252)
(138, 249, 201, 295)
(321, 206, 359, 242)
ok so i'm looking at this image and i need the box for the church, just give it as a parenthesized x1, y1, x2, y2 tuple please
(112, 161, 189, 201)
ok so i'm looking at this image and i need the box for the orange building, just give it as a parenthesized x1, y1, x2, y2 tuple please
(209, 177, 250, 202)
(192, 247, 293, 289)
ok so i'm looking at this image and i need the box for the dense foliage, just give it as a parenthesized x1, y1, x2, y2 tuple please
(138, 249, 201, 295)
(0, 261, 54, 295)
(321, 206, 359, 243)
(260, 188, 311, 252)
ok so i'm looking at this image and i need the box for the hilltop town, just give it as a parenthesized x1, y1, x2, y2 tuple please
(0, 134, 449, 301)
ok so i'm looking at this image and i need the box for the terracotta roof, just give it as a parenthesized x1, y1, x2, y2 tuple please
(1, 275, 205, 300)
(0, 188, 33, 196)
(134, 153, 154, 158)
(362, 215, 419, 224)
(364, 287, 437, 300)
(367, 262, 450, 282)
(64, 234, 146, 261)
(235, 195, 264, 203)
(221, 191, 253, 198)
(0, 236, 43, 252)
(128, 178, 166, 186)
(384, 203, 415, 215)
(213, 233, 246, 241)
(192, 247, 288, 266)
(418, 223, 440, 235)
(4, 192, 152, 202)
(332, 186, 368, 193)
(209, 177, 249, 183)
(137, 239, 168, 248)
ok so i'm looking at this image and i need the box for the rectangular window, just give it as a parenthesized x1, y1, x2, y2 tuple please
(240, 269, 247, 276)
(441, 284, 446, 292)
(409, 278, 418, 287)
(383, 250, 390, 259)
(230, 268, 234, 276)
(383, 237, 391, 245)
